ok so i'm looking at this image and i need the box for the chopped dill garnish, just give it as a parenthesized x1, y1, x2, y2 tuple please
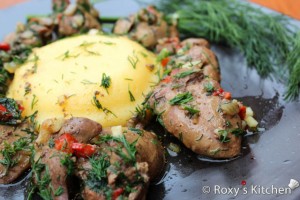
(204, 82, 215, 94)
(99, 41, 116, 45)
(92, 93, 117, 117)
(156, 48, 169, 62)
(169, 92, 193, 105)
(127, 54, 139, 69)
(54, 186, 64, 197)
(128, 127, 144, 136)
(0, 137, 31, 171)
(100, 73, 111, 94)
(217, 129, 230, 143)
(79, 41, 96, 47)
(182, 105, 200, 116)
(173, 69, 200, 79)
(24, 82, 31, 96)
(60, 154, 74, 175)
(60, 50, 79, 60)
(128, 88, 135, 102)
(31, 94, 38, 110)
(92, 94, 103, 110)
(139, 51, 148, 58)
(81, 79, 97, 85)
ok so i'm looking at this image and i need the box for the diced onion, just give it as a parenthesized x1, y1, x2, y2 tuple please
(111, 126, 123, 137)
(4, 62, 20, 73)
(168, 142, 181, 153)
(246, 107, 254, 117)
(36, 118, 65, 144)
(245, 116, 258, 128)
(220, 100, 239, 115)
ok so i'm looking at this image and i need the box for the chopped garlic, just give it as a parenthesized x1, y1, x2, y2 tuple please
(111, 125, 123, 137)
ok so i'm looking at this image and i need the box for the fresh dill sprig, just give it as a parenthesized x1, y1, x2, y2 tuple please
(100, 73, 111, 94)
(285, 32, 300, 100)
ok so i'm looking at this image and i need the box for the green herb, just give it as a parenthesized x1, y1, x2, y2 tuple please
(127, 54, 139, 69)
(0, 137, 31, 171)
(81, 79, 97, 85)
(24, 83, 31, 96)
(117, 135, 138, 163)
(99, 135, 138, 164)
(171, 84, 184, 89)
(128, 88, 135, 102)
(128, 127, 144, 136)
(60, 154, 74, 175)
(54, 186, 64, 196)
(100, 73, 111, 94)
(169, 92, 193, 105)
(210, 148, 221, 155)
(31, 94, 38, 110)
(92, 93, 117, 117)
(0, 69, 9, 96)
(79, 41, 96, 47)
(48, 138, 55, 148)
(225, 120, 232, 127)
(285, 32, 300, 100)
(139, 51, 148, 57)
(231, 128, 246, 137)
(31, 160, 53, 200)
(86, 154, 110, 192)
(135, 105, 146, 119)
(204, 82, 215, 94)
(156, 110, 165, 127)
(217, 130, 230, 143)
(99, 41, 116, 45)
(182, 105, 199, 116)
(173, 69, 200, 79)
(60, 50, 79, 60)
(151, 139, 158, 145)
(12, 55, 27, 65)
(157, 0, 300, 100)
(92, 94, 103, 110)
(85, 50, 101, 56)
(124, 78, 133, 81)
(156, 48, 169, 62)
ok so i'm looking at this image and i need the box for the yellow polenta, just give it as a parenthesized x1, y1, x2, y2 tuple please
(7, 34, 160, 127)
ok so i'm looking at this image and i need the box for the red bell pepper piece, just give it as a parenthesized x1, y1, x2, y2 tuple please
(0, 105, 7, 112)
(55, 133, 78, 154)
(223, 92, 232, 100)
(161, 75, 172, 83)
(0, 42, 10, 51)
(112, 188, 124, 200)
(161, 57, 170, 67)
(239, 106, 247, 120)
(72, 143, 96, 158)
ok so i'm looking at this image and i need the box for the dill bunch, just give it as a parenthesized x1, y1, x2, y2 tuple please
(285, 32, 300, 100)
(156, 0, 299, 100)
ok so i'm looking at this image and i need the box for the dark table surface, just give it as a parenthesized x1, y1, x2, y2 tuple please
(1, 1, 300, 200)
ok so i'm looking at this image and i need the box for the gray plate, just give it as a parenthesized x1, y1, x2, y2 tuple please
(1, 1, 300, 200)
